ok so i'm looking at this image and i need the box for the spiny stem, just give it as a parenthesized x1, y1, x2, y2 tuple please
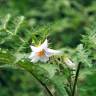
(72, 63, 81, 96)
(29, 72, 54, 96)
(65, 86, 71, 96)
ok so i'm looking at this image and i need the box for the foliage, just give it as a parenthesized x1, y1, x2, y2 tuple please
(0, 0, 96, 96)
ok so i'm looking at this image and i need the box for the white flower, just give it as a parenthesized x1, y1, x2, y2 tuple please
(64, 57, 76, 69)
(29, 39, 62, 63)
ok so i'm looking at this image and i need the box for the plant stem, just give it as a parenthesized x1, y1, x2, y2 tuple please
(71, 63, 81, 96)
(30, 72, 54, 96)
(18, 62, 53, 96)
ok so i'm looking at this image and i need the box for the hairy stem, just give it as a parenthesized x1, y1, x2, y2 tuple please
(71, 63, 81, 96)
(30, 72, 54, 96)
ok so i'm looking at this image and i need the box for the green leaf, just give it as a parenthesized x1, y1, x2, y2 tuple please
(39, 64, 58, 78)
(51, 75, 68, 96)
(0, 50, 15, 65)
(74, 44, 92, 67)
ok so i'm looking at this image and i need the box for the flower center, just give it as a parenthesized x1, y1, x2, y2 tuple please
(36, 50, 45, 57)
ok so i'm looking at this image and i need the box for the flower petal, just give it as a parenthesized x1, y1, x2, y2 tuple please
(31, 56, 39, 63)
(40, 39, 48, 49)
(64, 57, 76, 69)
(40, 56, 49, 62)
(30, 45, 40, 52)
(46, 48, 62, 56)
(28, 52, 35, 59)
(45, 51, 53, 57)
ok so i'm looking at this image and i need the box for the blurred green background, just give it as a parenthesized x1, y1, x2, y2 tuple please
(0, 0, 96, 96)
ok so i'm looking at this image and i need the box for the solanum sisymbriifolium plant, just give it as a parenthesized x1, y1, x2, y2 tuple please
(0, 14, 96, 96)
